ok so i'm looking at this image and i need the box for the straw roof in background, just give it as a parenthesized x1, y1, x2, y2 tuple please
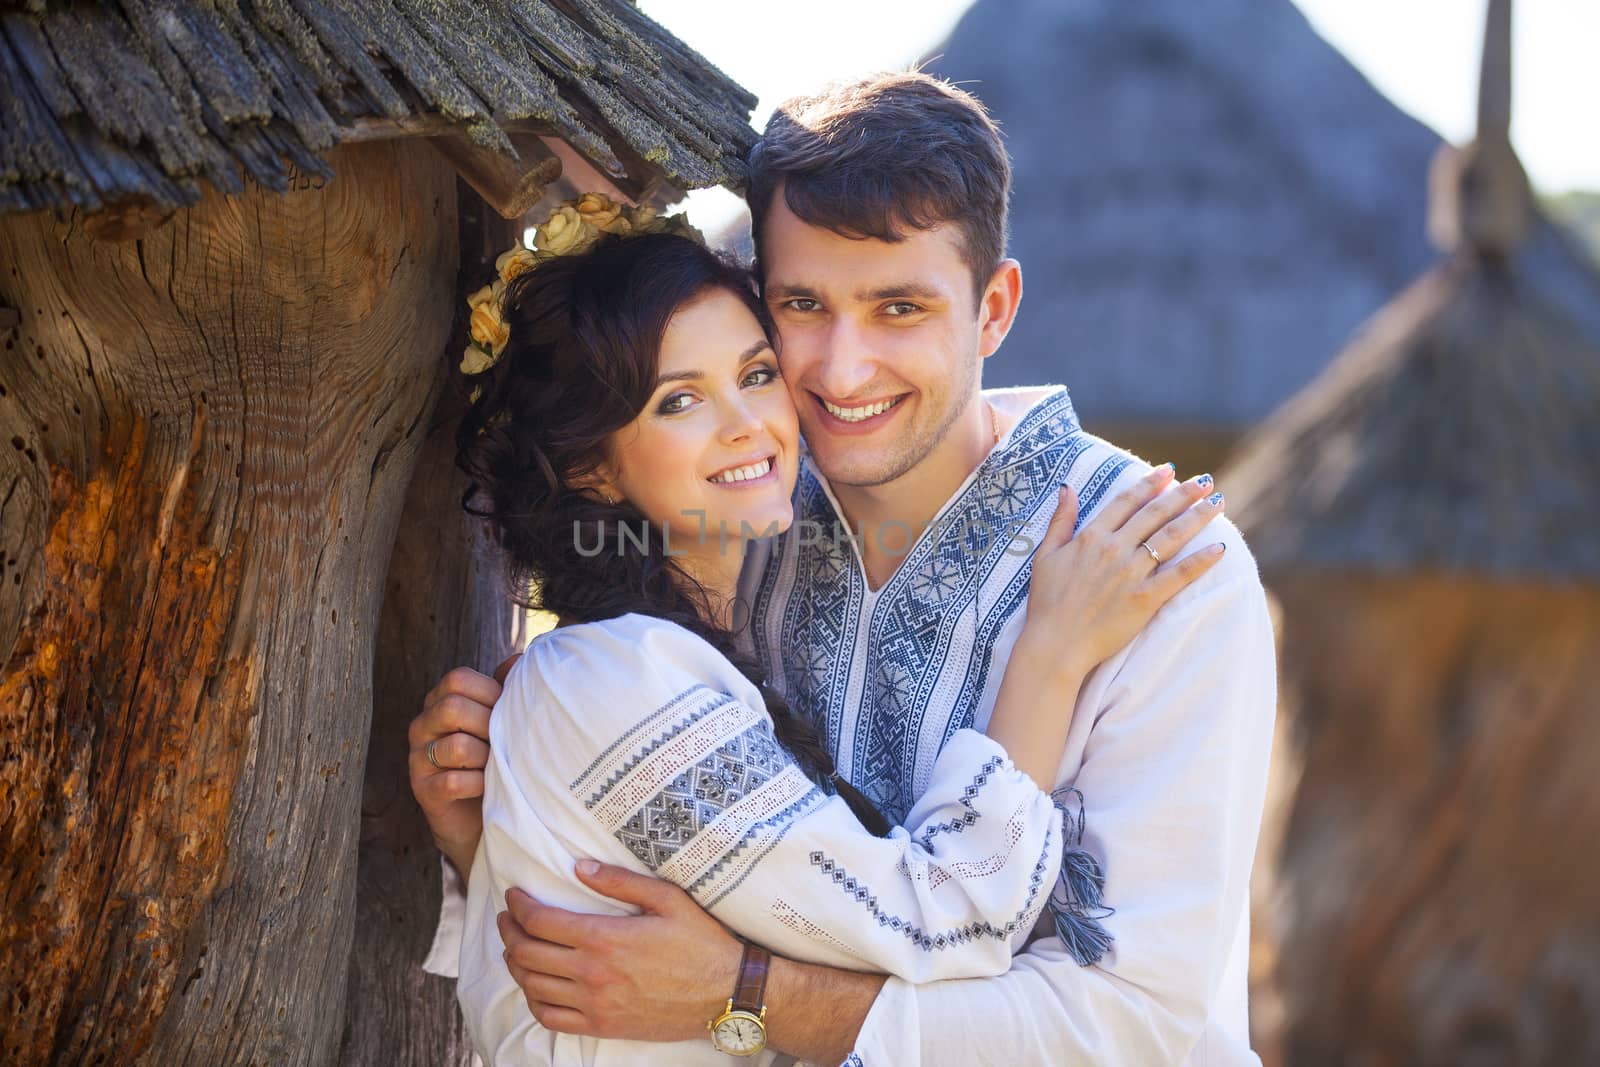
(1226, 0, 1600, 580)
(0, 0, 757, 218)
(928, 0, 1600, 433)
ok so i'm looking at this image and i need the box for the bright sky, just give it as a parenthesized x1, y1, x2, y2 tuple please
(637, 0, 1598, 231)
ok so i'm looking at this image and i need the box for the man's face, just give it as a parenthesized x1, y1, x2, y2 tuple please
(761, 196, 988, 489)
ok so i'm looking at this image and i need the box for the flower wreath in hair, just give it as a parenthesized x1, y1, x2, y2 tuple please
(458, 192, 706, 383)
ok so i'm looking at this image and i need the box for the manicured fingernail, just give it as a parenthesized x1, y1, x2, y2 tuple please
(1207, 491, 1224, 506)
(1163, 462, 1176, 473)
(576, 859, 600, 876)
(1196, 473, 1214, 490)
(1209, 543, 1226, 556)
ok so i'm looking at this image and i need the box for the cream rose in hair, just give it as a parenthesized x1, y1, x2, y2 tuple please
(575, 192, 630, 235)
(534, 205, 599, 257)
(462, 280, 509, 371)
(495, 246, 538, 284)
(457, 194, 706, 381)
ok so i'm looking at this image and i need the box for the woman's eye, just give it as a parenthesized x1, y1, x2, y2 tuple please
(741, 365, 779, 388)
(658, 392, 696, 414)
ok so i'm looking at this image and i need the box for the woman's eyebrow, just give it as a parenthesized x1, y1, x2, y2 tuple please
(653, 341, 771, 389)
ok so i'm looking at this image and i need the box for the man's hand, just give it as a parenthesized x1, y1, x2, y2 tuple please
(408, 656, 519, 878)
(497, 861, 742, 1041)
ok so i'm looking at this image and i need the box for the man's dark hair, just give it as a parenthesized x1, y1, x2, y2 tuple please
(746, 71, 1011, 299)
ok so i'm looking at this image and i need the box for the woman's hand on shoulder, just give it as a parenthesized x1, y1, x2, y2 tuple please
(1019, 465, 1226, 679)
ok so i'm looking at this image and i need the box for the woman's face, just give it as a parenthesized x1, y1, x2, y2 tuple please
(596, 287, 800, 552)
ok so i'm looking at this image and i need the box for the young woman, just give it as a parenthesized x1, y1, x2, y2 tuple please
(452, 222, 1225, 1066)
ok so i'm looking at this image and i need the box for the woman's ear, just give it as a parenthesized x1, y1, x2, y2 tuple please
(571, 459, 623, 506)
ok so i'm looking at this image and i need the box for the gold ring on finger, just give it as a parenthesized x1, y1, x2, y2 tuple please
(1140, 540, 1162, 565)
(427, 737, 444, 770)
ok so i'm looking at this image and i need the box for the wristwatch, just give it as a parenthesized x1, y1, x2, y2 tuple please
(708, 940, 770, 1056)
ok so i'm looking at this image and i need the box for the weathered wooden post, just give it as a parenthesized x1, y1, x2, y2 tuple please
(0, 4, 753, 1063)
(1227, 3, 1600, 1063)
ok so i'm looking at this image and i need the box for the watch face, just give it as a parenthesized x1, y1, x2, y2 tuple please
(712, 1011, 766, 1055)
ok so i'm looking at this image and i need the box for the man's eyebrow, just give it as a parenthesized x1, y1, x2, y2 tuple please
(857, 282, 944, 303)
(764, 283, 817, 301)
(765, 282, 946, 303)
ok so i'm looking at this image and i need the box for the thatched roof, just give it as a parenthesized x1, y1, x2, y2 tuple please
(927, 0, 1599, 432)
(1226, 0, 1600, 581)
(0, 0, 757, 218)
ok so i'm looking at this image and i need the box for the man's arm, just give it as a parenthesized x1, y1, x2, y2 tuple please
(499, 864, 884, 1063)
(502, 524, 1274, 1064)
(846, 525, 1276, 1065)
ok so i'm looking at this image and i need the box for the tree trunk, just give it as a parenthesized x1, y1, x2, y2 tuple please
(337, 190, 528, 1066)
(0, 141, 458, 1065)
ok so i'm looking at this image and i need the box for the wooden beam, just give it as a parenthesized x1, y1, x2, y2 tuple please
(429, 131, 564, 220)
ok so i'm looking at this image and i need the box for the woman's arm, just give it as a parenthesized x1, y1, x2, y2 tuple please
(471, 618, 1065, 992)
(985, 467, 1226, 788)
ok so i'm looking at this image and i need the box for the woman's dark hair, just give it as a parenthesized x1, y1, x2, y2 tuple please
(456, 231, 889, 836)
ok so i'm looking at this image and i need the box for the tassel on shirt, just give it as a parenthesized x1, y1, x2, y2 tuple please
(1049, 787, 1114, 966)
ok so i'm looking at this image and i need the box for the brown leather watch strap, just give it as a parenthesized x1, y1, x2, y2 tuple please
(731, 940, 771, 1013)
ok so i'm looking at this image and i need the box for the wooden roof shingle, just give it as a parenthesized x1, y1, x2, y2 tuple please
(0, 0, 757, 217)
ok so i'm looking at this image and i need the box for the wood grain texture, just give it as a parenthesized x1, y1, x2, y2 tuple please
(0, 140, 459, 1065)
(337, 189, 528, 1067)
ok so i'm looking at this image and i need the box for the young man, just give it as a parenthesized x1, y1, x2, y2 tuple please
(411, 72, 1276, 1065)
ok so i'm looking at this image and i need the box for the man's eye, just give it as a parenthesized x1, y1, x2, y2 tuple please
(784, 298, 820, 313)
(658, 392, 695, 414)
(742, 365, 779, 388)
(885, 301, 923, 316)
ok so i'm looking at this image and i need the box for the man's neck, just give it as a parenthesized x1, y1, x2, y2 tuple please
(831, 395, 1004, 590)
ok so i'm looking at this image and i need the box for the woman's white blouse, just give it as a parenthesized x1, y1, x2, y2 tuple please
(457, 613, 1064, 1066)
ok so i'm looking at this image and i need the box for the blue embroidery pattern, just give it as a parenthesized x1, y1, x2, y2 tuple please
(806, 816, 1055, 950)
(687, 787, 824, 907)
(752, 389, 1133, 825)
(608, 721, 790, 871)
(570, 686, 736, 800)
(913, 756, 1004, 850)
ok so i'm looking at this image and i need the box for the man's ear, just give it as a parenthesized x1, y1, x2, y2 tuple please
(977, 259, 1023, 360)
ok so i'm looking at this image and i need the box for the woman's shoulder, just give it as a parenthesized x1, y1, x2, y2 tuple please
(521, 612, 725, 679)
(494, 613, 760, 766)
(496, 617, 752, 735)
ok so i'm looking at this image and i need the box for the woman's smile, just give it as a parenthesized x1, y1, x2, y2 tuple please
(706, 454, 778, 487)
